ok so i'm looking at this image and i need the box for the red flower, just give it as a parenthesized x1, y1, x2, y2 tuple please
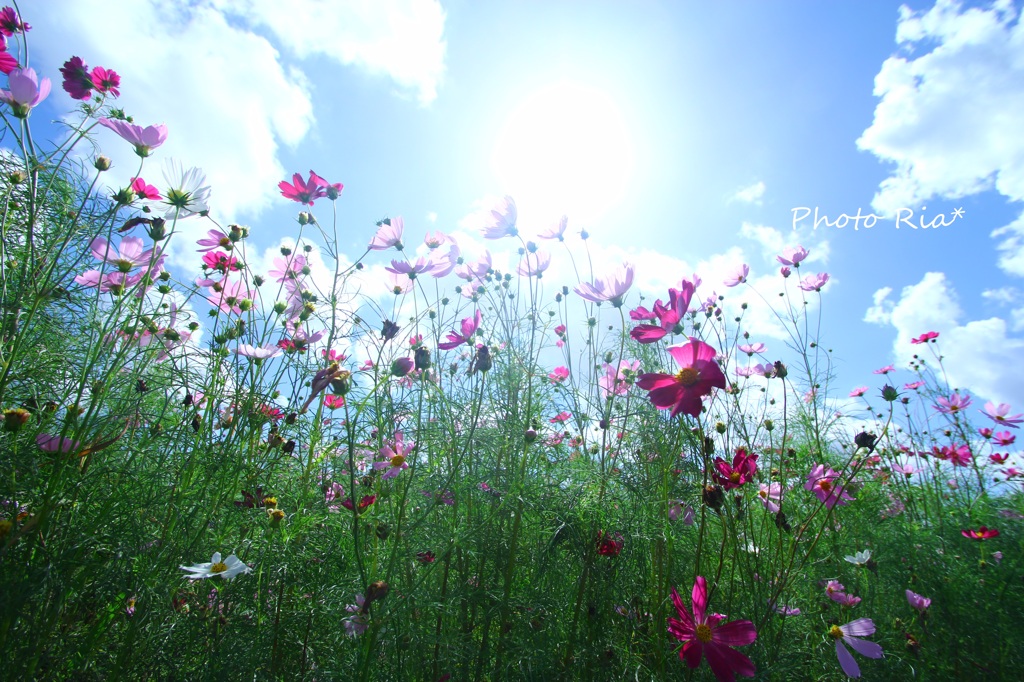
(279, 170, 329, 205)
(961, 527, 999, 540)
(712, 448, 758, 490)
(341, 495, 377, 511)
(417, 550, 436, 564)
(636, 338, 726, 418)
(595, 531, 623, 557)
(668, 576, 757, 681)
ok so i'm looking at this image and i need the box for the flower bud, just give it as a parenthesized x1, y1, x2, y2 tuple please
(391, 357, 414, 378)
(414, 346, 431, 370)
(763, 419, 774, 432)
(715, 421, 727, 434)
(524, 428, 537, 443)
(2, 408, 31, 432)
(880, 385, 899, 402)
(702, 484, 725, 511)
(94, 156, 112, 171)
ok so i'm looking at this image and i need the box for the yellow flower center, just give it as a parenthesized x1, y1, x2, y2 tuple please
(695, 623, 713, 643)
(828, 625, 844, 640)
(730, 472, 741, 484)
(210, 561, 228, 573)
(390, 455, 406, 468)
(675, 367, 700, 387)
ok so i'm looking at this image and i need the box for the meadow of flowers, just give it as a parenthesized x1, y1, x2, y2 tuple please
(0, 7, 1021, 680)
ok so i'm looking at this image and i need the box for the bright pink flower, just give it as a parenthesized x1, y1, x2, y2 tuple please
(0, 7, 30, 35)
(324, 394, 345, 409)
(202, 250, 240, 273)
(60, 56, 92, 100)
(825, 581, 845, 598)
(829, 618, 883, 678)
(538, 214, 567, 240)
(131, 177, 161, 200)
(374, 432, 414, 480)
(637, 338, 726, 419)
(798, 272, 829, 292)
(549, 411, 571, 423)
(990, 453, 1009, 464)
(0, 48, 16, 75)
(278, 170, 328, 205)
(630, 282, 694, 343)
(668, 576, 757, 681)
(911, 331, 939, 344)
(369, 217, 405, 250)
(776, 245, 809, 267)
(961, 527, 999, 540)
(982, 402, 1024, 429)
(598, 359, 640, 398)
(942, 444, 973, 467)
(438, 310, 482, 350)
(197, 228, 232, 252)
(1, 67, 49, 117)
(873, 365, 894, 375)
(548, 366, 569, 383)
(906, 590, 930, 613)
(805, 464, 854, 509)
(724, 264, 749, 287)
(98, 117, 167, 157)
(756, 483, 782, 513)
(993, 431, 1016, 446)
(90, 66, 120, 97)
(849, 386, 868, 397)
(480, 195, 517, 239)
(712, 448, 758, 490)
(574, 263, 635, 307)
(934, 392, 971, 415)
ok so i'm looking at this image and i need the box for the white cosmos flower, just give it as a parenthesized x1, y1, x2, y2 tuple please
(163, 159, 211, 218)
(844, 549, 872, 566)
(180, 551, 251, 580)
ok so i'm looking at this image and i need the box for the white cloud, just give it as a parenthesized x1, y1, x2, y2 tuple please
(992, 212, 1024, 277)
(981, 286, 1020, 305)
(863, 271, 1024, 405)
(212, 0, 447, 106)
(731, 181, 766, 205)
(858, 0, 1024, 214)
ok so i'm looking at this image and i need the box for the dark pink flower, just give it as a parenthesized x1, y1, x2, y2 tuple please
(0, 48, 16, 75)
(961, 527, 999, 540)
(324, 394, 345, 409)
(712, 448, 758, 490)
(549, 411, 571, 423)
(0, 7, 30, 35)
(99, 117, 167, 157)
(636, 338, 726, 419)
(990, 453, 1009, 464)
(60, 56, 92, 100)
(911, 331, 939, 344)
(90, 66, 120, 97)
(595, 531, 623, 557)
(829, 618, 882, 678)
(993, 431, 1015, 446)
(668, 576, 757, 681)
(438, 310, 482, 350)
(202, 250, 240, 273)
(630, 282, 694, 343)
(279, 170, 328, 205)
(131, 177, 161, 200)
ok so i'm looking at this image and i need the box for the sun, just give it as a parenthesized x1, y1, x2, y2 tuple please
(491, 81, 634, 229)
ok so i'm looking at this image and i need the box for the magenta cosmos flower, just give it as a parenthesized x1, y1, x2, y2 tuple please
(636, 338, 726, 419)
(61, 56, 93, 100)
(0, 7, 30, 36)
(1, 67, 50, 118)
(99, 118, 168, 157)
(829, 618, 882, 678)
(630, 281, 694, 343)
(279, 170, 330, 205)
(438, 310, 482, 350)
(668, 576, 757, 682)
(961, 526, 999, 540)
(935, 392, 971, 415)
(911, 330, 939, 344)
(574, 263, 635, 307)
(712, 448, 758, 490)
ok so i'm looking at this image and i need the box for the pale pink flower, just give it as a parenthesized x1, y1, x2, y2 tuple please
(234, 344, 281, 360)
(737, 342, 765, 355)
(516, 250, 551, 277)
(1, 67, 50, 117)
(369, 217, 405, 250)
(480, 195, 517, 239)
(934, 392, 971, 415)
(598, 359, 640, 398)
(538, 215, 568, 240)
(574, 263, 635, 307)
(982, 402, 1023, 429)
(829, 619, 883, 678)
(724, 264, 749, 287)
(798, 272, 829, 292)
(849, 386, 868, 397)
(756, 482, 782, 513)
(424, 230, 448, 249)
(98, 117, 167, 157)
(777, 245, 808, 267)
(873, 365, 894, 375)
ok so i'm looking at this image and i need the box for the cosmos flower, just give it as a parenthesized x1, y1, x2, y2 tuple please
(88, 236, 158, 272)
(234, 344, 282, 360)
(982, 402, 1023, 429)
(737, 342, 765, 355)
(516, 249, 551, 277)
(131, 177, 162, 200)
(373, 431, 415, 480)
(636, 338, 726, 419)
(630, 282, 693, 343)
(934, 392, 971, 415)
(279, 170, 329, 205)
(724, 264, 749, 287)
(828, 618, 882, 678)
(0, 67, 49, 117)
(805, 464, 855, 509)
(60, 56, 92, 100)
(99, 117, 168, 157)
(180, 552, 251, 580)
(844, 550, 872, 567)
(598, 359, 640, 398)
(756, 482, 782, 513)
(163, 160, 211, 217)
(480, 195, 517, 239)
(369, 217, 405, 250)
(905, 590, 930, 613)
(849, 386, 868, 397)
(910, 331, 939, 344)
(548, 366, 569, 383)
(595, 531, 623, 557)
(873, 365, 894, 375)
(574, 263, 635, 307)
(961, 527, 999, 540)
(438, 310, 482, 350)
(668, 576, 757, 681)
(538, 215, 568, 240)
(798, 272, 829, 292)
(90, 66, 120, 96)
(712, 448, 758, 490)
(776, 245, 809, 267)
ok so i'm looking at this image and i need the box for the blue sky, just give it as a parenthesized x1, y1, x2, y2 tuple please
(22, 0, 1024, 410)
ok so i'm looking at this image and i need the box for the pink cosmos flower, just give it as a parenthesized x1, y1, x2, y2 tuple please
(74, 269, 144, 295)
(961, 527, 999, 540)
(90, 66, 120, 97)
(268, 253, 306, 283)
(724, 264, 749, 287)
(131, 177, 162, 200)
(549, 411, 571, 423)
(805, 464, 854, 509)
(343, 594, 368, 637)
(480, 195, 517, 239)
(737, 343, 765, 355)
(598, 359, 641, 398)
(386, 256, 436, 279)
(324, 394, 345, 409)
(202, 250, 240, 274)
(548, 366, 569, 383)
(516, 249, 551, 277)
(538, 215, 568, 240)
(873, 365, 894, 375)
(424, 230, 448, 249)
(630, 282, 694, 343)
(776, 245, 809, 267)
(637, 338, 726, 419)
(832, 593, 862, 607)
(712, 448, 758, 490)
(427, 243, 461, 278)
(934, 392, 971, 415)
(374, 432, 415, 480)
(911, 331, 939, 344)
(99, 117, 168, 157)
(1, 67, 50, 117)
(905, 590, 930, 613)
(0, 41, 16, 75)
(849, 386, 868, 398)
(88, 236, 157, 271)
(829, 618, 883, 678)
(780, 266, 791, 278)
(756, 482, 782, 513)
(892, 462, 918, 478)
(279, 170, 329, 205)
(386, 271, 412, 295)
(798, 272, 829, 292)
(989, 453, 1009, 464)
(36, 433, 81, 454)
(234, 344, 281, 360)
(575, 263, 635, 307)
(773, 604, 801, 616)
(205, 277, 252, 315)
(993, 431, 1016, 446)
(369, 217, 405, 250)
(982, 402, 1023, 428)
(0, 7, 30, 35)
(196, 228, 232, 252)
(904, 380, 924, 390)
(60, 56, 92, 100)
(438, 310, 482, 350)
(668, 576, 757, 681)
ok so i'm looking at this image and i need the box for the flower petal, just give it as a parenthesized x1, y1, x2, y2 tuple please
(845, 636, 883, 660)
(712, 619, 757, 647)
(835, 640, 861, 678)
